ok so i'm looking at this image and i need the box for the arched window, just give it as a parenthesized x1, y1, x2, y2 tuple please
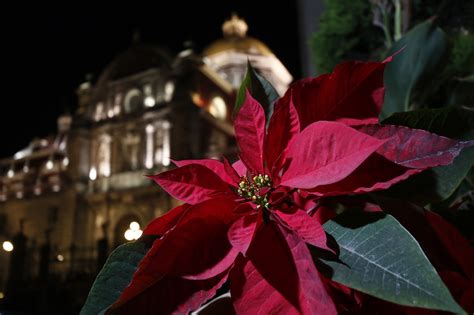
(123, 88, 142, 113)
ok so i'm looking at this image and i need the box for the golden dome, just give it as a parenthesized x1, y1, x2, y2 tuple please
(203, 14, 274, 57)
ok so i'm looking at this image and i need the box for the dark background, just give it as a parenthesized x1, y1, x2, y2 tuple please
(0, 2, 301, 158)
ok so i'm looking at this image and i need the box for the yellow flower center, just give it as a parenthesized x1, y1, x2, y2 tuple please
(237, 174, 272, 208)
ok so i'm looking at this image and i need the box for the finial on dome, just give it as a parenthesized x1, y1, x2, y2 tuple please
(222, 13, 248, 38)
(132, 28, 141, 44)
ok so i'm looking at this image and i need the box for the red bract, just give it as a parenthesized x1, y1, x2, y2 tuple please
(108, 60, 472, 314)
(279, 58, 390, 129)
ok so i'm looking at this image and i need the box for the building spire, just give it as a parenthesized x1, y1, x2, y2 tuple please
(222, 13, 248, 38)
(132, 28, 141, 45)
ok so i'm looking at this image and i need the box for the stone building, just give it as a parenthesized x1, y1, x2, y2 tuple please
(0, 14, 291, 311)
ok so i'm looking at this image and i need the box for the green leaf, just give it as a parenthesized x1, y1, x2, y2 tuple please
(381, 107, 474, 204)
(383, 106, 474, 140)
(381, 19, 449, 119)
(321, 212, 465, 314)
(234, 61, 279, 125)
(383, 146, 474, 205)
(80, 241, 151, 315)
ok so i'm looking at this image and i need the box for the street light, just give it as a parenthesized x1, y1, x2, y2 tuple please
(124, 222, 143, 241)
(2, 241, 13, 252)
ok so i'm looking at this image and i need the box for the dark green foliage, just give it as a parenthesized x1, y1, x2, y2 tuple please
(234, 61, 279, 126)
(310, 0, 383, 74)
(447, 34, 474, 77)
(381, 19, 450, 119)
(411, 0, 474, 31)
(80, 241, 151, 315)
(382, 106, 474, 140)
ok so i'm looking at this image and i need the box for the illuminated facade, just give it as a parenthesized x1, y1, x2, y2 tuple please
(0, 15, 292, 309)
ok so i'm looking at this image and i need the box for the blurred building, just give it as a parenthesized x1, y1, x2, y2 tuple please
(0, 15, 291, 312)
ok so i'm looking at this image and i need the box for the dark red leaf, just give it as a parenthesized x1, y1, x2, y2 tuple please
(230, 222, 336, 314)
(281, 121, 385, 189)
(108, 271, 229, 315)
(233, 202, 255, 215)
(309, 154, 421, 196)
(223, 156, 241, 184)
(174, 158, 237, 186)
(282, 59, 389, 129)
(232, 159, 247, 177)
(276, 208, 331, 251)
(312, 205, 337, 224)
(143, 203, 190, 236)
(149, 164, 233, 205)
(265, 95, 300, 178)
(227, 214, 258, 255)
(358, 124, 473, 168)
(234, 90, 266, 174)
(425, 211, 474, 279)
(111, 198, 239, 313)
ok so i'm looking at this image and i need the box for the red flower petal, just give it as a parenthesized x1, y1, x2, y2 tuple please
(223, 156, 241, 184)
(281, 121, 386, 189)
(149, 164, 233, 205)
(279, 225, 337, 314)
(232, 159, 247, 177)
(358, 124, 473, 168)
(282, 59, 389, 129)
(265, 95, 300, 178)
(230, 222, 336, 314)
(174, 158, 237, 186)
(108, 271, 229, 315)
(276, 208, 331, 252)
(312, 205, 337, 224)
(143, 203, 190, 236)
(425, 211, 474, 279)
(235, 90, 266, 174)
(309, 154, 421, 196)
(111, 198, 239, 313)
(228, 213, 258, 255)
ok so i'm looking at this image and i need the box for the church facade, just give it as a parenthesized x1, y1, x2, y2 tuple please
(0, 15, 291, 311)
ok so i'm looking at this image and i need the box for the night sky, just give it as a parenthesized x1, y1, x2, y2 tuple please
(1, 2, 301, 158)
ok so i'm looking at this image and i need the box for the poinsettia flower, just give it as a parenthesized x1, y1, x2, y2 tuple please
(109, 91, 395, 314)
(108, 60, 472, 314)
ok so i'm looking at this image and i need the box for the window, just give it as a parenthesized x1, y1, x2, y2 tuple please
(164, 81, 175, 102)
(209, 95, 227, 120)
(143, 84, 155, 107)
(154, 121, 171, 166)
(124, 89, 142, 113)
(144, 124, 155, 169)
(114, 94, 122, 115)
(94, 102, 105, 121)
(98, 134, 112, 177)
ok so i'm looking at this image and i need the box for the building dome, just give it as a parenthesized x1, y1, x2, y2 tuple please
(96, 43, 172, 87)
(202, 14, 292, 95)
(203, 14, 274, 57)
